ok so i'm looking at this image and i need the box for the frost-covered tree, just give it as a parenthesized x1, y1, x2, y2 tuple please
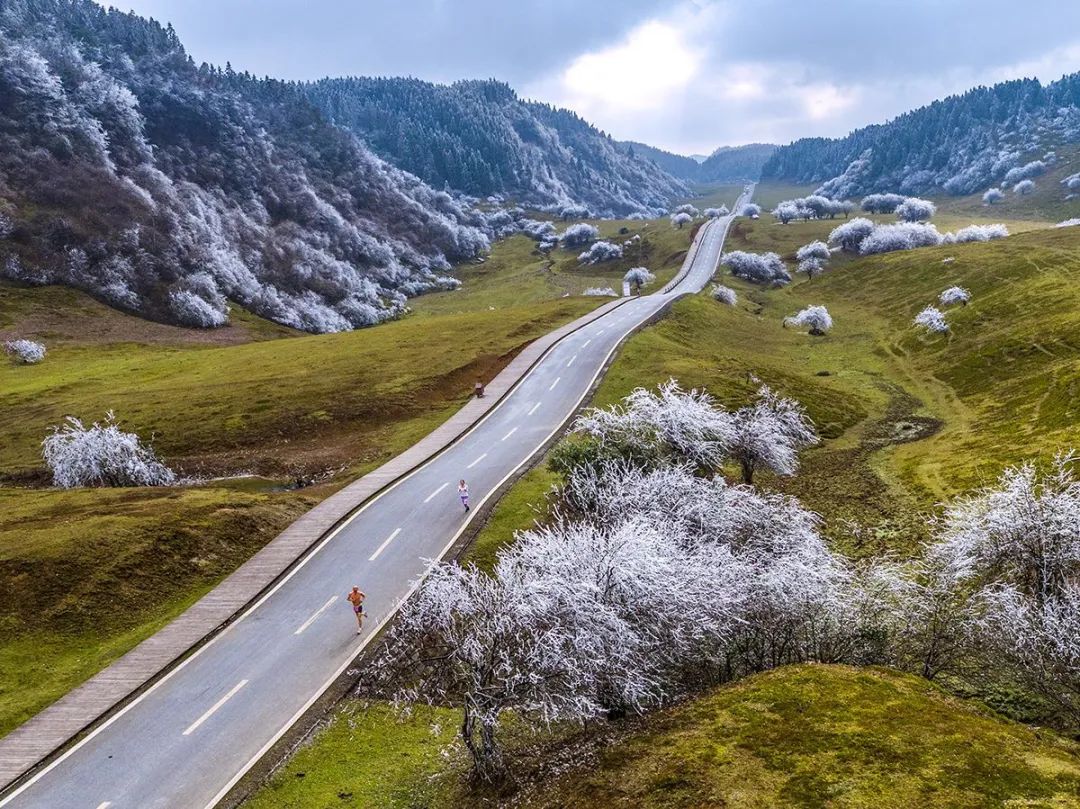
(559, 203, 591, 220)
(583, 286, 617, 297)
(1002, 160, 1046, 186)
(982, 188, 1004, 205)
(572, 379, 734, 473)
(796, 241, 830, 263)
(711, 284, 737, 305)
(521, 219, 557, 241)
(578, 240, 623, 265)
(739, 202, 762, 217)
(1013, 179, 1035, 195)
(785, 305, 833, 335)
(720, 251, 791, 286)
(4, 339, 46, 364)
(797, 258, 823, 281)
(939, 286, 971, 306)
(950, 224, 1008, 243)
(623, 266, 655, 295)
(895, 197, 936, 222)
(1056, 218, 1080, 229)
(861, 193, 906, 214)
(561, 222, 600, 246)
(670, 212, 692, 229)
(673, 204, 699, 217)
(859, 223, 943, 255)
(728, 386, 818, 484)
(828, 217, 875, 253)
(913, 305, 949, 334)
(703, 205, 729, 218)
(41, 411, 176, 488)
(772, 201, 802, 224)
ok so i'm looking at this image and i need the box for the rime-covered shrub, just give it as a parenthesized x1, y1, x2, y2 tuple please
(1056, 218, 1080, 228)
(913, 306, 949, 333)
(796, 241, 831, 262)
(728, 386, 819, 484)
(895, 197, 936, 222)
(583, 286, 617, 297)
(4, 339, 46, 364)
(982, 188, 1004, 205)
(859, 223, 943, 255)
(711, 284, 737, 305)
(578, 240, 623, 265)
(720, 251, 791, 286)
(828, 217, 875, 253)
(786, 305, 833, 335)
(1002, 160, 1046, 186)
(42, 412, 176, 488)
(561, 222, 600, 246)
(703, 205, 728, 218)
(951, 224, 1008, 243)
(861, 193, 906, 214)
(1062, 173, 1080, 191)
(939, 286, 971, 306)
(739, 203, 762, 217)
(623, 266, 655, 293)
(670, 212, 692, 229)
(1013, 179, 1035, 195)
(558, 203, 590, 220)
(521, 219, 557, 241)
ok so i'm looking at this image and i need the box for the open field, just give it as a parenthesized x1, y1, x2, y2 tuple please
(0, 216, 694, 737)
(244, 666, 1080, 808)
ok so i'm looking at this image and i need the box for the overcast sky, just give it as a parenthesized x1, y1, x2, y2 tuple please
(98, 0, 1080, 155)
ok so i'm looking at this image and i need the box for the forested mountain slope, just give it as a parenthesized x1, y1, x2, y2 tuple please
(623, 140, 775, 183)
(762, 73, 1080, 197)
(306, 77, 685, 215)
(0, 1, 684, 334)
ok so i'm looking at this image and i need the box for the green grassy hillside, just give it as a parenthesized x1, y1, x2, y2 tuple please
(245, 666, 1080, 809)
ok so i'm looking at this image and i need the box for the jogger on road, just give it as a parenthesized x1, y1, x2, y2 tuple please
(347, 586, 366, 634)
(458, 479, 470, 512)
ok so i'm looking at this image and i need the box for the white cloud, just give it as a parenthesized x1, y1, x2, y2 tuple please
(537, 19, 702, 116)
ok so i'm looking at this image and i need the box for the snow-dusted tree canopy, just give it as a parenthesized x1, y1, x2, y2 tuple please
(739, 202, 762, 217)
(914, 305, 949, 334)
(773, 196, 851, 224)
(703, 205, 729, 218)
(720, 251, 791, 286)
(796, 241, 831, 262)
(561, 222, 600, 246)
(673, 204, 699, 217)
(582, 286, 617, 297)
(1013, 179, 1036, 195)
(1057, 218, 1080, 228)
(623, 266, 655, 292)
(786, 305, 833, 335)
(4, 338, 46, 364)
(982, 188, 1004, 205)
(670, 212, 693, 229)
(728, 386, 819, 484)
(41, 412, 176, 488)
(861, 193, 907, 214)
(860, 223, 944, 255)
(828, 217, 876, 253)
(711, 284, 737, 305)
(558, 203, 591, 220)
(578, 240, 623, 265)
(1002, 160, 1047, 186)
(950, 224, 1009, 243)
(895, 197, 936, 222)
(939, 286, 971, 306)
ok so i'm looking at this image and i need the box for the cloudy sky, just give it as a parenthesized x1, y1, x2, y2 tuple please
(99, 0, 1080, 155)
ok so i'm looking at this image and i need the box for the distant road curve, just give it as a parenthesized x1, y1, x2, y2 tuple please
(0, 186, 754, 809)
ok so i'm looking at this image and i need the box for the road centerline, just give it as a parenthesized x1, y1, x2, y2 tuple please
(182, 680, 248, 737)
(369, 528, 402, 562)
(527, 401, 541, 416)
(294, 595, 338, 636)
(466, 453, 487, 469)
(549, 377, 560, 391)
(422, 482, 448, 503)
(501, 427, 518, 441)
(567, 354, 577, 367)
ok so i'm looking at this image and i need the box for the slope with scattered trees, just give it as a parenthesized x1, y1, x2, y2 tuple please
(623, 141, 777, 184)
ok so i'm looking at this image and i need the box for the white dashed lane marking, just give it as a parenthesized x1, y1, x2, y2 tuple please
(183, 680, 248, 737)
(368, 528, 402, 562)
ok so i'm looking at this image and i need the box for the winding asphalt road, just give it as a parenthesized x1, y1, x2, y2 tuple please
(0, 188, 752, 809)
